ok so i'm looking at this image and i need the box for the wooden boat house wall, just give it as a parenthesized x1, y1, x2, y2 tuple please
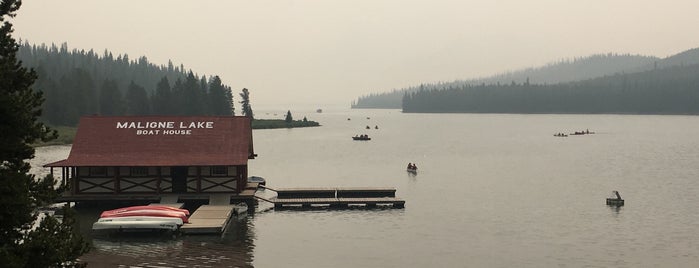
(45, 116, 255, 198)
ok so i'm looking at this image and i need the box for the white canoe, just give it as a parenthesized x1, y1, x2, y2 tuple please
(92, 216, 183, 231)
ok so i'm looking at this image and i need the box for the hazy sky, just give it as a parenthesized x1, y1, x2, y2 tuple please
(12, 0, 699, 109)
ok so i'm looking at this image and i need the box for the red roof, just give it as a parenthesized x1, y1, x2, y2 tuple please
(45, 116, 254, 167)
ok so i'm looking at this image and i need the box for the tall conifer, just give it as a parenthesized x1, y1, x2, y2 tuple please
(0, 1, 89, 266)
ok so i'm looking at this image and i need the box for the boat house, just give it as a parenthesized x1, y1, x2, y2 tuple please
(45, 116, 256, 203)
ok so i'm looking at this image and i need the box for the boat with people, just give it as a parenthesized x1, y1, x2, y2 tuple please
(606, 190, 624, 206)
(93, 205, 190, 232)
(553, 133, 568, 137)
(570, 129, 594, 135)
(406, 163, 418, 173)
(353, 134, 371, 141)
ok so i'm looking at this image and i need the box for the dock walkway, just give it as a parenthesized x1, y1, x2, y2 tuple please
(180, 204, 237, 234)
(259, 186, 405, 209)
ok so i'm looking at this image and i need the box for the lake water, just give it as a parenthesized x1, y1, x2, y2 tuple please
(31, 109, 699, 267)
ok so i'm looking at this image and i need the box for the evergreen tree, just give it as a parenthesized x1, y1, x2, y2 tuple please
(125, 81, 150, 115)
(151, 76, 172, 115)
(239, 87, 253, 118)
(182, 71, 202, 115)
(99, 79, 123, 115)
(208, 75, 232, 115)
(285, 110, 293, 123)
(225, 85, 234, 115)
(0, 1, 89, 266)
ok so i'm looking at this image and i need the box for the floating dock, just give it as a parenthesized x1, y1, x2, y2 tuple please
(259, 186, 405, 209)
(179, 204, 239, 234)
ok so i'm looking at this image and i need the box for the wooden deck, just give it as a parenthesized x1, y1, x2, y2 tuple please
(260, 187, 405, 209)
(179, 205, 237, 234)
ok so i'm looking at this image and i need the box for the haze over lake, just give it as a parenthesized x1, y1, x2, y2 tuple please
(32, 109, 699, 267)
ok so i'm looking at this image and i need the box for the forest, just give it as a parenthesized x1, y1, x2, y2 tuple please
(17, 42, 236, 126)
(354, 47, 699, 110)
(402, 63, 699, 114)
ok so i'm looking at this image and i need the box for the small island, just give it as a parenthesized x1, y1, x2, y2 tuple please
(252, 118, 320, 129)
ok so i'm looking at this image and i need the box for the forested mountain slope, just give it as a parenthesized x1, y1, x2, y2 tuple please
(353, 47, 699, 109)
(403, 63, 699, 114)
(18, 42, 235, 126)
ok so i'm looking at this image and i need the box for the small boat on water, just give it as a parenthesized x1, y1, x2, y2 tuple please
(606, 190, 624, 206)
(570, 129, 595, 135)
(93, 205, 190, 232)
(406, 163, 418, 174)
(353, 135, 371, 141)
(248, 176, 266, 186)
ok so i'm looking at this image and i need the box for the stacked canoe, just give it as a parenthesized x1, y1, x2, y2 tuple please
(92, 205, 190, 231)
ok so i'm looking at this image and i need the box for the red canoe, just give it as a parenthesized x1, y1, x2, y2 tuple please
(100, 206, 190, 223)
(101, 205, 190, 216)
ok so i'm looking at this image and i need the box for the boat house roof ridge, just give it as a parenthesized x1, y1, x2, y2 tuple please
(45, 115, 254, 167)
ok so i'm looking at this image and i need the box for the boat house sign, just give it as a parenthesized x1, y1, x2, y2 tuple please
(116, 121, 215, 136)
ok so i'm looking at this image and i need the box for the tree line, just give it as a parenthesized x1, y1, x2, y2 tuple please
(402, 64, 699, 114)
(353, 51, 699, 109)
(18, 42, 251, 126)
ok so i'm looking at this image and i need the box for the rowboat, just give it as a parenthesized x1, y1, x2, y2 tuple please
(353, 136, 371, 141)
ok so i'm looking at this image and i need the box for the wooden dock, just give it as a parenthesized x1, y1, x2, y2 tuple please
(179, 205, 238, 234)
(259, 186, 405, 209)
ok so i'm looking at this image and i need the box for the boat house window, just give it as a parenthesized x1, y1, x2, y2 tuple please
(211, 166, 228, 176)
(130, 167, 148, 177)
(89, 167, 107, 176)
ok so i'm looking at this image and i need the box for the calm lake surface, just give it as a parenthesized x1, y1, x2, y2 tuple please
(31, 109, 699, 267)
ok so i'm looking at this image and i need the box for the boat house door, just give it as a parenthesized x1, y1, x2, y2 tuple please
(171, 166, 188, 193)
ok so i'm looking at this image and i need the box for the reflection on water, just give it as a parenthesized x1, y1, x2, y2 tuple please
(77, 206, 255, 267)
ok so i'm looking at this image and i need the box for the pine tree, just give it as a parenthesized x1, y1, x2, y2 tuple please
(152, 76, 172, 115)
(239, 87, 253, 118)
(98, 79, 123, 115)
(208, 76, 232, 115)
(0, 1, 89, 266)
(285, 110, 293, 123)
(125, 81, 150, 115)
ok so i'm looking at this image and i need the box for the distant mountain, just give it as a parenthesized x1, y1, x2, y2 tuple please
(402, 63, 699, 114)
(352, 47, 699, 109)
